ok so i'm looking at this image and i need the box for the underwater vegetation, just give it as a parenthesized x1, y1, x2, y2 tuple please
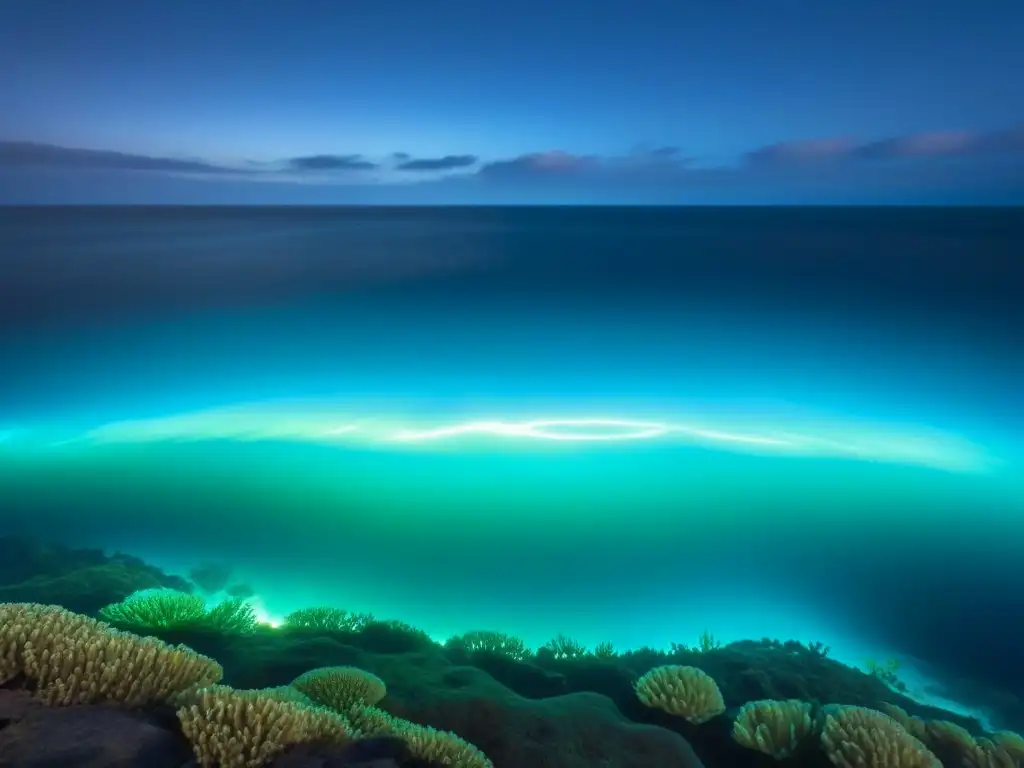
(2, 538, 1024, 767)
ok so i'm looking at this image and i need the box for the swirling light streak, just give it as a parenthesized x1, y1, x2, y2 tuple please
(60, 404, 996, 473)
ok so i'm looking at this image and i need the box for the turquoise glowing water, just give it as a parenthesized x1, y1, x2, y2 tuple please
(1, 206, 1021, 717)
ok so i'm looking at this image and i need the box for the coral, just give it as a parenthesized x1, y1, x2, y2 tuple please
(965, 738, 1018, 768)
(0, 602, 222, 707)
(282, 606, 375, 632)
(993, 731, 1024, 761)
(732, 698, 817, 758)
(255, 685, 315, 707)
(821, 705, 940, 768)
(635, 664, 726, 724)
(593, 641, 617, 659)
(176, 685, 352, 768)
(348, 704, 493, 768)
(99, 590, 257, 635)
(924, 719, 977, 752)
(203, 598, 258, 634)
(921, 721, 1019, 768)
(543, 633, 588, 660)
(291, 665, 388, 711)
(99, 589, 207, 629)
(879, 703, 927, 740)
(448, 630, 531, 660)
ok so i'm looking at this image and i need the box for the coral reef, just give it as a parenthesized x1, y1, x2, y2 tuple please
(2, 539, 1023, 768)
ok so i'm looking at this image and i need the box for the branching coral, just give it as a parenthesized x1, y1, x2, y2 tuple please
(634, 664, 726, 724)
(99, 590, 257, 635)
(922, 721, 1020, 768)
(203, 598, 258, 634)
(176, 685, 353, 768)
(0, 602, 222, 706)
(347, 704, 493, 768)
(821, 705, 940, 768)
(992, 731, 1024, 762)
(733, 699, 817, 758)
(593, 641, 617, 659)
(282, 606, 376, 632)
(99, 589, 207, 628)
(447, 630, 531, 660)
(543, 633, 588, 660)
(965, 738, 1019, 768)
(879, 703, 927, 740)
(291, 666, 387, 711)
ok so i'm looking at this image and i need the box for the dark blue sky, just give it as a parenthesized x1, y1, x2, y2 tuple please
(2, 0, 1023, 203)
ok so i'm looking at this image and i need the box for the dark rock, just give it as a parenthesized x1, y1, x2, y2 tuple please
(462, 653, 568, 698)
(0, 537, 108, 585)
(0, 689, 42, 727)
(0, 563, 169, 616)
(387, 688, 705, 768)
(272, 736, 414, 767)
(0, 705, 192, 767)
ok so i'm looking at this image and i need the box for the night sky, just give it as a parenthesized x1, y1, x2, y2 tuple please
(2, 0, 1023, 204)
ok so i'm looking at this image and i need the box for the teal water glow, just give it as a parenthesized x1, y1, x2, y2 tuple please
(4, 399, 999, 473)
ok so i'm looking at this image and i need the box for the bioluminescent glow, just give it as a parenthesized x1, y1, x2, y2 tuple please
(44, 401, 996, 474)
(393, 418, 672, 442)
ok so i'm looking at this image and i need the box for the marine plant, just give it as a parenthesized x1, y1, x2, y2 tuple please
(282, 606, 376, 632)
(635, 664, 727, 724)
(866, 657, 906, 690)
(446, 629, 531, 660)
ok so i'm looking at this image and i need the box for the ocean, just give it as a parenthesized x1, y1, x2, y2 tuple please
(1, 205, 1023, 745)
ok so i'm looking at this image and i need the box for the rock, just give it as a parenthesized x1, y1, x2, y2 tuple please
(272, 735, 413, 767)
(0, 689, 42, 725)
(0, 705, 192, 768)
(0, 563, 166, 616)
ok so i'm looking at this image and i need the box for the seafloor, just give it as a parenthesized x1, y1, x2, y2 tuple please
(0, 536, 1021, 768)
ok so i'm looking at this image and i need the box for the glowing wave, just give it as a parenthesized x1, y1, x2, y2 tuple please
(59, 403, 996, 473)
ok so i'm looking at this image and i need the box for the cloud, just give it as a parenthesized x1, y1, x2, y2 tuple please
(2, 125, 1022, 203)
(745, 126, 1024, 168)
(746, 138, 860, 168)
(0, 141, 235, 173)
(478, 147, 688, 184)
(286, 154, 378, 171)
(395, 154, 478, 172)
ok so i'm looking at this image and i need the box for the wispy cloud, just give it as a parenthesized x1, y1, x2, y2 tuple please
(745, 126, 1024, 168)
(286, 154, 378, 171)
(0, 141, 237, 174)
(395, 154, 478, 172)
(2, 125, 1022, 202)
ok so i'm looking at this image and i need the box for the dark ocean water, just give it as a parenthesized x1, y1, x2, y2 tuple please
(1, 206, 1023, 725)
